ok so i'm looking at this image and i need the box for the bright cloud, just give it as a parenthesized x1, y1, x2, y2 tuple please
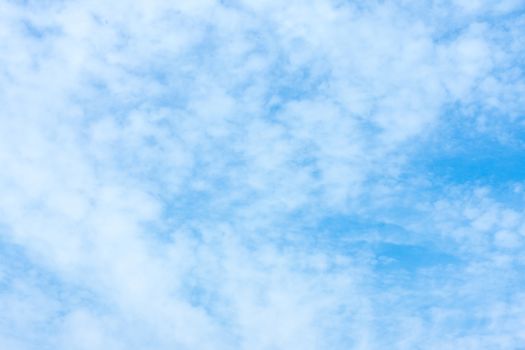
(1, 0, 525, 349)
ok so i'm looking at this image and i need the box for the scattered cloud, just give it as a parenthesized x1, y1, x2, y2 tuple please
(1, 0, 524, 349)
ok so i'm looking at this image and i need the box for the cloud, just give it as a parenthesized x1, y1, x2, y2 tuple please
(0, 0, 524, 349)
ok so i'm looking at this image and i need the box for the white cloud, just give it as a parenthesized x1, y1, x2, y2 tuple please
(0, 0, 524, 349)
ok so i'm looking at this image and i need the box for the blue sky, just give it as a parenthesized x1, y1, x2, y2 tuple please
(1, 0, 525, 349)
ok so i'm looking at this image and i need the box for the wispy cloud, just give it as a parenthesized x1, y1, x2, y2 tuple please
(1, 0, 524, 349)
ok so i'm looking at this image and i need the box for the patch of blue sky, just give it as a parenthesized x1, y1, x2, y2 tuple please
(411, 104, 525, 186)
(304, 214, 460, 272)
(424, 150, 525, 184)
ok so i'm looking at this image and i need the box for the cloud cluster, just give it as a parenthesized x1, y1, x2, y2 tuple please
(0, 0, 524, 349)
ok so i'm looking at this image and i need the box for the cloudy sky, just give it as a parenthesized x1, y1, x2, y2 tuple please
(1, 0, 525, 349)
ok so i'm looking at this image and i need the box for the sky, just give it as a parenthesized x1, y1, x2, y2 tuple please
(0, 0, 525, 349)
